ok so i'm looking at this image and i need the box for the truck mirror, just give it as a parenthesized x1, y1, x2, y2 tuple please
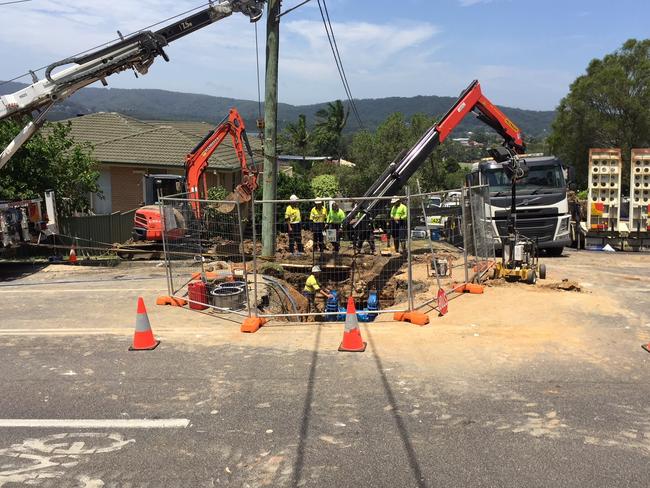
(567, 166, 576, 183)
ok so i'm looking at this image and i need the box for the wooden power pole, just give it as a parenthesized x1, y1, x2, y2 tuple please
(261, 0, 280, 257)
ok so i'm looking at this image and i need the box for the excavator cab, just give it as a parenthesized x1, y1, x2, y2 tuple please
(142, 174, 186, 206)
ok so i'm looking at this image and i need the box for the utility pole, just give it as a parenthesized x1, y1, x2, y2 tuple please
(261, 0, 280, 257)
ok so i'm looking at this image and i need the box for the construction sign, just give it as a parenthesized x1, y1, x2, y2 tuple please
(437, 288, 448, 316)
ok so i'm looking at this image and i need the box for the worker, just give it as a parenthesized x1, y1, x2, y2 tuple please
(352, 211, 376, 255)
(285, 194, 304, 256)
(309, 199, 327, 253)
(390, 196, 408, 253)
(326, 201, 346, 254)
(304, 265, 333, 314)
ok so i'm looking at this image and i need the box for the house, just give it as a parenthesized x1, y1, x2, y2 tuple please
(60, 113, 263, 214)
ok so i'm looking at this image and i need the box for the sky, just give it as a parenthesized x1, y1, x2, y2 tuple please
(0, 0, 648, 111)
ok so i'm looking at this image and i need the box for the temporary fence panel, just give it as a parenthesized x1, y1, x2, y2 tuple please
(630, 149, 650, 233)
(58, 209, 136, 255)
(160, 195, 250, 316)
(407, 187, 470, 313)
(587, 148, 622, 232)
(251, 195, 412, 322)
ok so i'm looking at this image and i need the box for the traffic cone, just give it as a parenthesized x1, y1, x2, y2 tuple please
(338, 296, 366, 352)
(129, 297, 160, 351)
(69, 243, 77, 264)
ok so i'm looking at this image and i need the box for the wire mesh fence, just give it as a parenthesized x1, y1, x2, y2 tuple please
(160, 194, 251, 316)
(158, 185, 497, 324)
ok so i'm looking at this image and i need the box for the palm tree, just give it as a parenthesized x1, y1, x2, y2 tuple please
(315, 100, 349, 135)
(314, 100, 349, 157)
(284, 114, 310, 161)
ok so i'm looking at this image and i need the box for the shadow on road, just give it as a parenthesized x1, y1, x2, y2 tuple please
(365, 327, 429, 488)
(291, 324, 321, 487)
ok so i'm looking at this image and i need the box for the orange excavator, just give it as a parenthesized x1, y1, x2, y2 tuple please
(133, 108, 258, 242)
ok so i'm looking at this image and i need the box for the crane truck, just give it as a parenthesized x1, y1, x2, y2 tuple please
(0, 0, 266, 169)
(344, 79, 547, 283)
(344, 79, 526, 227)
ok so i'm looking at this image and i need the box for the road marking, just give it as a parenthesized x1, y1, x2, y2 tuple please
(0, 419, 190, 429)
(0, 327, 215, 336)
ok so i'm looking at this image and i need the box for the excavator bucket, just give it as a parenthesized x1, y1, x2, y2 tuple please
(216, 186, 253, 214)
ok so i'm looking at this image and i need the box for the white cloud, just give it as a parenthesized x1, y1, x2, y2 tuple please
(0, 1, 570, 110)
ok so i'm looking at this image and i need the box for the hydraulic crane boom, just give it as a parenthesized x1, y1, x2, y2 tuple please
(345, 79, 525, 226)
(0, 0, 265, 170)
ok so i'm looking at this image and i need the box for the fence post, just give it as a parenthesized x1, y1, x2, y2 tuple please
(160, 199, 172, 297)
(251, 194, 259, 317)
(236, 201, 252, 318)
(461, 187, 470, 285)
(406, 186, 414, 311)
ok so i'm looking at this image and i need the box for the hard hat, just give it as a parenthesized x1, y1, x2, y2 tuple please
(311, 265, 321, 273)
(391, 197, 400, 204)
(314, 199, 323, 205)
(289, 194, 298, 202)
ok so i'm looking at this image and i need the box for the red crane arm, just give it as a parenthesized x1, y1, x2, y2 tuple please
(184, 108, 257, 214)
(435, 80, 524, 152)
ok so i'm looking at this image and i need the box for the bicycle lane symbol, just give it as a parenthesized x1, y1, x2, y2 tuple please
(0, 432, 134, 486)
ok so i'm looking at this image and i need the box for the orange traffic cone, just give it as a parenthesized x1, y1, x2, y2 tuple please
(129, 297, 160, 351)
(338, 296, 366, 352)
(69, 243, 77, 264)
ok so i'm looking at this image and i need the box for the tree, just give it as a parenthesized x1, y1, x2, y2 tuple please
(279, 114, 310, 159)
(311, 174, 340, 198)
(341, 112, 477, 196)
(312, 100, 349, 157)
(548, 39, 650, 188)
(0, 120, 100, 216)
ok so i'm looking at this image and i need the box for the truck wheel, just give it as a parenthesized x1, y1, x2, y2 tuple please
(546, 247, 563, 257)
(526, 269, 537, 285)
(539, 263, 547, 280)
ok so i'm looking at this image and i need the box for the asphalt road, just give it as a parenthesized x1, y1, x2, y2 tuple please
(0, 250, 649, 487)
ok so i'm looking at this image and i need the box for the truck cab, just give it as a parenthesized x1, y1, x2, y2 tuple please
(468, 155, 571, 255)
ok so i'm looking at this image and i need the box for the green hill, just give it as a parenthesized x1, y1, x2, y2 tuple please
(0, 82, 555, 137)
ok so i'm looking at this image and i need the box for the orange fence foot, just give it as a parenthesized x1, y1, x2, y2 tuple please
(394, 311, 430, 326)
(465, 283, 484, 294)
(241, 317, 267, 333)
(156, 296, 187, 307)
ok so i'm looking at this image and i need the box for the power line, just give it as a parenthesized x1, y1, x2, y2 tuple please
(277, 0, 312, 19)
(0, 0, 32, 5)
(316, 0, 363, 128)
(0, 2, 213, 87)
(321, 0, 363, 127)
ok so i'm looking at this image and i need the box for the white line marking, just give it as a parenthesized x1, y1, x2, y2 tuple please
(0, 419, 190, 429)
(0, 288, 162, 293)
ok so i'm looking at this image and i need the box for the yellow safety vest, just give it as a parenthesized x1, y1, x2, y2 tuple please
(304, 274, 321, 293)
(327, 208, 345, 224)
(310, 206, 327, 223)
(390, 203, 407, 220)
(285, 205, 301, 224)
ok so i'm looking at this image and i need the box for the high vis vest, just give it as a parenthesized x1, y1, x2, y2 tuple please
(310, 206, 327, 223)
(285, 205, 301, 224)
(304, 274, 321, 293)
(327, 208, 345, 224)
(390, 203, 407, 220)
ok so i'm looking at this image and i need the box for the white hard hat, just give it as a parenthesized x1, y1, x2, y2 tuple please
(311, 265, 321, 273)
(314, 199, 323, 205)
(290, 194, 298, 201)
(391, 197, 400, 204)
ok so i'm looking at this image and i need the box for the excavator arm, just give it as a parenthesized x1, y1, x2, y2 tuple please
(0, 0, 265, 170)
(345, 79, 525, 226)
(185, 108, 258, 216)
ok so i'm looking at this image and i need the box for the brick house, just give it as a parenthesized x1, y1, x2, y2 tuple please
(61, 113, 263, 214)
